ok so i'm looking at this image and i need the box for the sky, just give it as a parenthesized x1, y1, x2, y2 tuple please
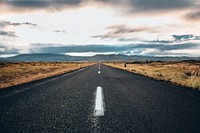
(0, 0, 200, 57)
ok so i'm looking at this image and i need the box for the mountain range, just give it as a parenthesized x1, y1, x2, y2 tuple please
(0, 53, 199, 62)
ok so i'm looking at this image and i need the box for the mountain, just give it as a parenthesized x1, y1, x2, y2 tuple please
(1, 53, 87, 62)
(87, 54, 130, 62)
(0, 53, 199, 62)
(87, 54, 199, 62)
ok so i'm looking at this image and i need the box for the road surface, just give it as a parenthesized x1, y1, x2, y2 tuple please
(0, 64, 200, 133)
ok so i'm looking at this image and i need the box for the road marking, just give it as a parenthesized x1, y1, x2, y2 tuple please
(94, 86, 105, 116)
(98, 71, 101, 74)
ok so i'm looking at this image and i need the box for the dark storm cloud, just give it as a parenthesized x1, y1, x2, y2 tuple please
(96, 0, 197, 12)
(31, 44, 129, 53)
(0, 0, 197, 13)
(0, 21, 37, 27)
(118, 35, 200, 43)
(30, 42, 199, 54)
(0, 30, 17, 37)
(173, 34, 194, 41)
(3, 0, 50, 8)
(145, 40, 174, 43)
(1, 42, 199, 55)
(128, 0, 195, 11)
(172, 34, 200, 41)
(0, 0, 83, 11)
(157, 43, 198, 51)
(127, 43, 198, 51)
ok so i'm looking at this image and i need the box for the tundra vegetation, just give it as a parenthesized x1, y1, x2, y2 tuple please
(105, 61, 200, 90)
(0, 62, 94, 89)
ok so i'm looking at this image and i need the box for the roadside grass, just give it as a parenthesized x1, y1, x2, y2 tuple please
(0, 62, 94, 89)
(104, 61, 200, 90)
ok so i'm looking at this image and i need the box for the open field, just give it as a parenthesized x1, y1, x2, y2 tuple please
(105, 61, 200, 90)
(0, 62, 94, 89)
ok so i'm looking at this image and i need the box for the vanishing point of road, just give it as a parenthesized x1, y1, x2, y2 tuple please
(0, 64, 200, 133)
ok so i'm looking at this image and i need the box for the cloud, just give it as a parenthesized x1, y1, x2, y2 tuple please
(0, 0, 83, 13)
(12, 22, 37, 27)
(0, 21, 37, 27)
(185, 10, 200, 20)
(0, 44, 19, 54)
(92, 24, 156, 39)
(106, 25, 151, 34)
(130, 43, 199, 57)
(30, 42, 199, 55)
(94, 25, 200, 43)
(195, 36, 200, 40)
(0, 21, 37, 38)
(54, 30, 66, 33)
(145, 40, 174, 44)
(0, 0, 198, 14)
(125, 43, 198, 51)
(30, 44, 129, 53)
(128, 0, 195, 11)
(1, 41, 199, 56)
(0, 30, 17, 37)
(96, 0, 198, 13)
(0, 21, 10, 27)
(157, 43, 198, 51)
(173, 34, 194, 41)
(172, 34, 200, 41)
(140, 49, 192, 56)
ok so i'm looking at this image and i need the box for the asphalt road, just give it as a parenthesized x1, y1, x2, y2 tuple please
(0, 64, 200, 133)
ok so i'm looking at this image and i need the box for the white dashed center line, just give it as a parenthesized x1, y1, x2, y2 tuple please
(98, 71, 101, 74)
(94, 86, 105, 116)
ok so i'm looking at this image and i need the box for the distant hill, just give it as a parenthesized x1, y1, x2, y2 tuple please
(0, 53, 199, 62)
(86, 54, 200, 62)
(0, 54, 87, 62)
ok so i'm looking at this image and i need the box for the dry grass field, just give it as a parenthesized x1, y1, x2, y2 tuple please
(0, 62, 94, 89)
(105, 61, 200, 90)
